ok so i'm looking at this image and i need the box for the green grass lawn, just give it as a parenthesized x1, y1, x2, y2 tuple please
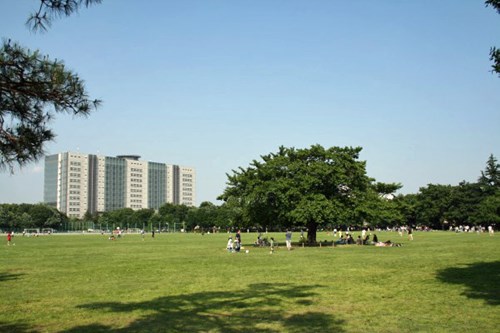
(1, 230, 499, 332)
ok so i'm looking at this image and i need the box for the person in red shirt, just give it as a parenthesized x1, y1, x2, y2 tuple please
(7, 232, 12, 246)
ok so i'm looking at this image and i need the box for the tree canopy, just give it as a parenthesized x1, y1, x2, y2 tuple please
(0, 203, 67, 231)
(410, 155, 500, 228)
(0, 41, 100, 171)
(219, 145, 384, 243)
(1, 0, 102, 172)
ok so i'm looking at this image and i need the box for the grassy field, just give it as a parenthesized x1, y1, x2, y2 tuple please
(0, 230, 499, 332)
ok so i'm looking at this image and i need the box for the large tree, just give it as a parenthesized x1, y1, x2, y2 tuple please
(218, 145, 374, 244)
(1, 0, 102, 172)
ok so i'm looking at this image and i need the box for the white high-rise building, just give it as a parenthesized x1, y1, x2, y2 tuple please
(44, 152, 196, 218)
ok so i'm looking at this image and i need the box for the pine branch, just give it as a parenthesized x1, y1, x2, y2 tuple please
(0, 40, 100, 171)
(26, 0, 103, 32)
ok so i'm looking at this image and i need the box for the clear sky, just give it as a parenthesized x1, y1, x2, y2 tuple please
(1, 0, 499, 205)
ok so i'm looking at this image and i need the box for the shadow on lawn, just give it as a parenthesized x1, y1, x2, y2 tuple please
(0, 271, 24, 282)
(0, 322, 38, 333)
(436, 261, 500, 306)
(62, 283, 345, 333)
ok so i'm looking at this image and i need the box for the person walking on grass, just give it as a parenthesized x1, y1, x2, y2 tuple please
(7, 231, 12, 246)
(285, 230, 292, 251)
(270, 237, 275, 254)
(408, 226, 413, 240)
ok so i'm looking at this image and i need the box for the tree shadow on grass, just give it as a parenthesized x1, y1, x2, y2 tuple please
(436, 261, 500, 306)
(62, 283, 345, 333)
(0, 271, 24, 282)
(0, 322, 38, 333)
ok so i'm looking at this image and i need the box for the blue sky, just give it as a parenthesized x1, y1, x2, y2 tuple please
(1, 0, 499, 205)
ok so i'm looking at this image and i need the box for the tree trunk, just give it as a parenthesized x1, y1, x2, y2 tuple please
(306, 222, 317, 244)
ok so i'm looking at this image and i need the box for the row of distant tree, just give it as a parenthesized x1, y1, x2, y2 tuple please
(0, 201, 233, 233)
(0, 203, 67, 232)
(217, 146, 500, 243)
(1, 151, 498, 240)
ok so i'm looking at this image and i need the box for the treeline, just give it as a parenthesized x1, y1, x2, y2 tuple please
(82, 202, 236, 232)
(0, 204, 68, 231)
(345, 155, 499, 230)
(1, 155, 499, 233)
(1, 187, 498, 232)
(395, 154, 500, 229)
(0, 202, 235, 232)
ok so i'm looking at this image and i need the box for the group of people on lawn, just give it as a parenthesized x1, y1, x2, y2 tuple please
(227, 229, 293, 253)
(335, 232, 401, 247)
(333, 227, 407, 247)
(226, 230, 242, 253)
(227, 228, 406, 252)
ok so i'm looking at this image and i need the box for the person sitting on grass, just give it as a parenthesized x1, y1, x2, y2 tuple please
(363, 235, 371, 245)
(234, 238, 241, 252)
(346, 234, 355, 244)
(375, 240, 403, 247)
(255, 233, 265, 247)
(335, 235, 346, 245)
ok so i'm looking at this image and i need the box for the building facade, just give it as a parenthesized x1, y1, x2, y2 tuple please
(44, 152, 196, 218)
